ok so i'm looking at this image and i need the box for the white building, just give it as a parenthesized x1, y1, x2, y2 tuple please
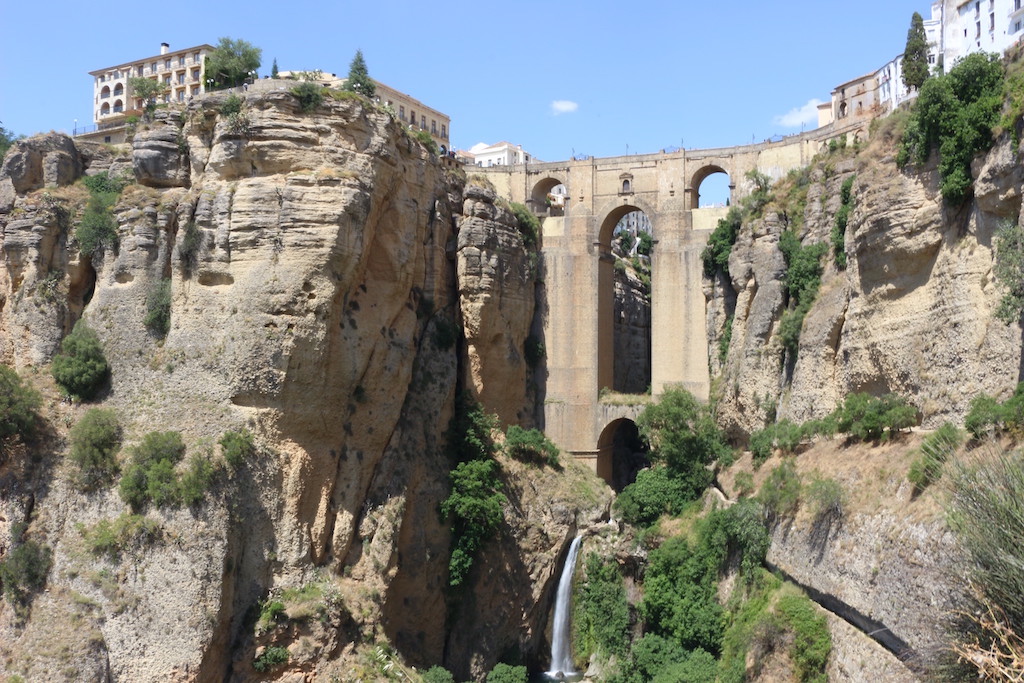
(467, 142, 536, 167)
(932, 0, 1024, 69)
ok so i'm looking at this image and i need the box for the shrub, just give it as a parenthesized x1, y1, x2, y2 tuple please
(831, 175, 855, 269)
(220, 94, 243, 116)
(503, 425, 559, 467)
(776, 593, 832, 682)
(637, 387, 728, 497)
(758, 459, 801, 523)
(908, 422, 963, 492)
(252, 646, 289, 673)
(0, 524, 51, 613)
(51, 320, 109, 400)
(701, 206, 743, 276)
(510, 202, 540, 249)
(486, 663, 527, 683)
(0, 365, 41, 447)
(805, 476, 845, 525)
(777, 232, 828, 353)
(614, 466, 695, 526)
(79, 513, 160, 559)
(965, 392, 1003, 439)
(836, 392, 918, 441)
(144, 278, 172, 337)
(68, 408, 121, 490)
(734, 471, 756, 498)
(219, 429, 254, 469)
(422, 666, 455, 683)
(574, 553, 630, 659)
(412, 128, 438, 155)
(749, 419, 804, 466)
(718, 315, 734, 364)
(290, 81, 324, 114)
(256, 599, 286, 634)
(441, 458, 505, 586)
(76, 172, 127, 257)
(119, 431, 211, 511)
(178, 221, 202, 273)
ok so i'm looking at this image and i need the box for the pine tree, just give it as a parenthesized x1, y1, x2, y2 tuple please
(271, 58, 279, 79)
(902, 12, 930, 90)
(343, 50, 376, 98)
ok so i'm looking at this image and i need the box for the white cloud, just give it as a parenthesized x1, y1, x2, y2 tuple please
(551, 100, 579, 115)
(773, 98, 824, 128)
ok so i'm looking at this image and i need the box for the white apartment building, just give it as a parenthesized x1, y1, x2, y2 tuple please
(466, 142, 536, 167)
(931, 0, 1024, 68)
(88, 43, 213, 131)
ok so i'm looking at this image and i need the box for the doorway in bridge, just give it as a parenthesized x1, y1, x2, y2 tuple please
(597, 419, 649, 492)
(607, 209, 652, 394)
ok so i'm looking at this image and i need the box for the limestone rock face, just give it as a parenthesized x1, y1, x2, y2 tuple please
(132, 110, 190, 188)
(0, 97, 592, 681)
(712, 139, 1023, 437)
(457, 184, 536, 425)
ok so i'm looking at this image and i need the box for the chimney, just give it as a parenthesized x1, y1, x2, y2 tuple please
(160, 42, 170, 55)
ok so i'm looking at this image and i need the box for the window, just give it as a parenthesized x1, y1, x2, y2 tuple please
(421, 115, 426, 128)
(1017, 20, 1023, 32)
(431, 120, 437, 134)
(441, 124, 447, 139)
(165, 59, 171, 69)
(99, 75, 105, 83)
(179, 55, 185, 66)
(113, 100, 123, 113)
(409, 110, 415, 125)
(137, 65, 144, 76)
(192, 69, 200, 81)
(194, 51, 200, 62)
(622, 179, 631, 193)
(178, 73, 185, 84)
(178, 90, 185, 102)
(928, 54, 936, 64)
(164, 75, 171, 85)
(100, 102, 110, 115)
(192, 85, 200, 96)
(100, 85, 111, 98)
(114, 83, 124, 96)
(976, 21, 981, 38)
(399, 105, 405, 120)
(152, 61, 158, 72)
(990, 13, 995, 30)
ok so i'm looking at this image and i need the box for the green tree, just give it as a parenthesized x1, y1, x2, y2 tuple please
(342, 49, 376, 98)
(0, 366, 41, 453)
(994, 220, 1024, 324)
(270, 58, 279, 79)
(902, 12, 930, 90)
(69, 408, 121, 490)
(51, 321, 110, 400)
(205, 37, 262, 90)
(128, 77, 168, 121)
(0, 124, 22, 164)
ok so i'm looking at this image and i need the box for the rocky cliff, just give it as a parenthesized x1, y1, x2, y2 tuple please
(0, 92, 606, 681)
(709, 127, 1023, 439)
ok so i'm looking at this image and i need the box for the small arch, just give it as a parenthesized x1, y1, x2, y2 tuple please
(597, 419, 649, 492)
(691, 164, 731, 209)
(113, 83, 124, 97)
(113, 99, 123, 113)
(598, 202, 654, 247)
(530, 176, 567, 214)
(100, 102, 110, 115)
(100, 85, 111, 99)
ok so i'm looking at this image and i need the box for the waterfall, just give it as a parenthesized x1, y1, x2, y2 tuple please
(547, 535, 583, 678)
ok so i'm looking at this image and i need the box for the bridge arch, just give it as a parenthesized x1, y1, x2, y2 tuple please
(689, 164, 733, 209)
(530, 176, 567, 215)
(596, 418, 649, 492)
(595, 197, 657, 247)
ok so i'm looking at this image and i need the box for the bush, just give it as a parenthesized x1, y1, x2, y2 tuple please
(965, 392, 1004, 439)
(835, 392, 918, 441)
(0, 524, 51, 612)
(637, 387, 728, 496)
(574, 553, 630, 659)
(76, 172, 127, 257)
(144, 279, 172, 337)
(219, 429, 254, 469)
(252, 646, 289, 672)
(79, 513, 161, 559)
(510, 202, 540, 249)
(749, 419, 804, 466)
(441, 458, 505, 586)
(51, 320, 109, 400)
(119, 431, 215, 511)
(614, 466, 695, 526)
(290, 81, 323, 114)
(178, 221, 202, 273)
(503, 425, 559, 467)
(908, 422, 963, 492)
(718, 315, 734, 364)
(220, 94, 243, 116)
(524, 335, 545, 368)
(758, 460, 801, 523)
(412, 128, 438, 155)
(775, 593, 832, 682)
(68, 408, 121, 490)
(0, 366, 41, 447)
(831, 175, 855, 269)
(486, 663, 527, 683)
(805, 476, 845, 525)
(701, 207, 743, 276)
(422, 666, 455, 683)
(734, 471, 756, 498)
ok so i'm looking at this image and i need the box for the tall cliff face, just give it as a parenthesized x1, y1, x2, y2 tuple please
(710, 131, 1023, 438)
(0, 93, 605, 681)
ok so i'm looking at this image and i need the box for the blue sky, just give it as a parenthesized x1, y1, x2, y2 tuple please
(1, 0, 929, 163)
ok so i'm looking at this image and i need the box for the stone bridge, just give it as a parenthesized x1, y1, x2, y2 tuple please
(471, 121, 866, 482)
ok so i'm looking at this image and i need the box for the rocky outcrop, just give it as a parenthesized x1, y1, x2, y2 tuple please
(0, 93, 598, 681)
(711, 138, 1023, 438)
(457, 184, 536, 426)
(613, 265, 650, 394)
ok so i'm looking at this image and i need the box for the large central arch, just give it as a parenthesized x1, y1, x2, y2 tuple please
(596, 418, 648, 491)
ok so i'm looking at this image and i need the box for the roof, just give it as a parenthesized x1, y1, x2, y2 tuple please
(89, 44, 216, 76)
